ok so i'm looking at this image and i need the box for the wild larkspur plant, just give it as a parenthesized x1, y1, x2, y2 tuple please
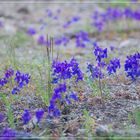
(87, 42, 107, 80)
(12, 70, 30, 94)
(87, 64, 104, 80)
(49, 58, 82, 117)
(48, 83, 66, 117)
(107, 58, 121, 75)
(48, 83, 78, 117)
(0, 68, 30, 94)
(52, 58, 83, 83)
(125, 52, 140, 80)
(87, 42, 120, 97)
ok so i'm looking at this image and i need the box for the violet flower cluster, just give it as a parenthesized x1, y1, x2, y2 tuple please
(22, 109, 44, 125)
(49, 58, 83, 117)
(87, 64, 104, 80)
(94, 43, 108, 63)
(52, 58, 83, 83)
(48, 83, 66, 117)
(0, 68, 30, 94)
(22, 109, 32, 124)
(107, 58, 121, 75)
(124, 52, 140, 80)
(0, 68, 14, 87)
(12, 70, 31, 94)
(48, 83, 78, 117)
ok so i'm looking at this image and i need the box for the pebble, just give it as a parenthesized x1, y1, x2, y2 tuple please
(95, 125, 109, 137)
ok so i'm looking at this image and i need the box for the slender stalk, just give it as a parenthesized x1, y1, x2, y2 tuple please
(45, 35, 53, 100)
(98, 65, 103, 97)
(98, 76, 102, 97)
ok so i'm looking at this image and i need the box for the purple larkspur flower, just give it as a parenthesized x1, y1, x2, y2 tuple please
(48, 83, 67, 117)
(70, 58, 83, 82)
(87, 64, 104, 79)
(48, 102, 61, 117)
(0, 78, 7, 87)
(107, 58, 121, 75)
(36, 109, 44, 123)
(125, 52, 140, 80)
(5, 68, 14, 79)
(94, 44, 107, 62)
(27, 27, 36, 36)
(14, 70, 30, 88)
(22, 109, 31, 124)
(52, 58, 83, 83)
(11, 87, 20, 94)
(52, 60, 72, 81)
(69, 92, 78, 101)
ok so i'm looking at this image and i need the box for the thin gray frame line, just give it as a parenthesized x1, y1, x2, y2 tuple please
(0, 1, 140, 3)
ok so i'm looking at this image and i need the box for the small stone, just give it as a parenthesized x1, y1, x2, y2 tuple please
(95, 125, 109, 136)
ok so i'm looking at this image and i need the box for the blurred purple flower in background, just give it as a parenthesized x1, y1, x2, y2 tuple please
(63, 16, 80, 28)
(46, 9, 53, 17)
(27, 27, 36, 36)
(0, 21, 3, 28)
(75, 31, 90, 48)
(54, 36, 70, 46)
